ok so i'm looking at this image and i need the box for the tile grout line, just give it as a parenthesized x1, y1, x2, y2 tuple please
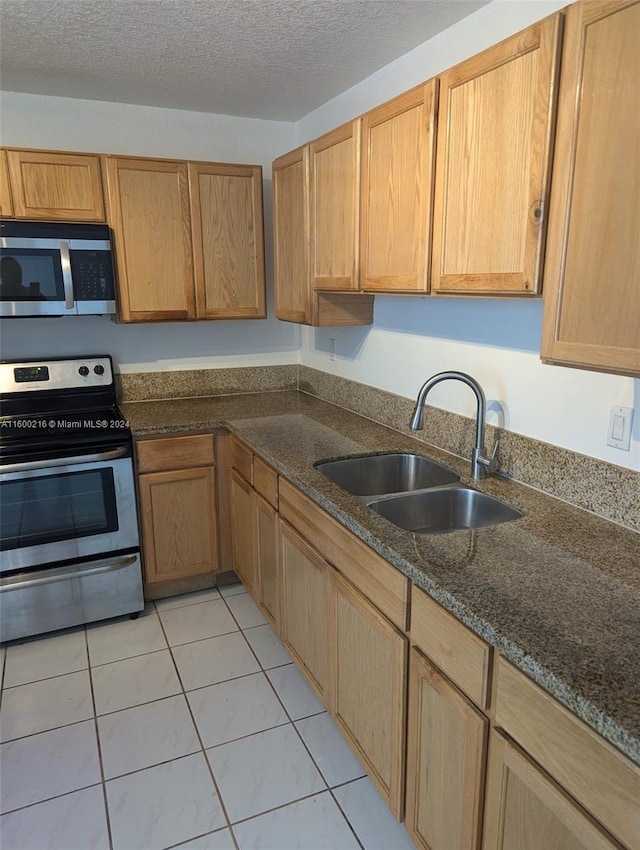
(154, 599, 242, 850)
(85, 625, 115, 850)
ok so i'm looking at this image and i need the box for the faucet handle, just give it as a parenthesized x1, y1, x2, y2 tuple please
(478, 439, 500, 475)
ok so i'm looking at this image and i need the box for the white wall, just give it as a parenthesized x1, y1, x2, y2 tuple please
(0, 92, 300, 371)
(295, 0, 640, 471)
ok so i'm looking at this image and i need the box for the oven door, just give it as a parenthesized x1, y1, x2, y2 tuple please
(0, 446, 139, 572)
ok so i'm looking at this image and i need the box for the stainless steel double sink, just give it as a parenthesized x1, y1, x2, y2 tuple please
(315, 453, 523, 534)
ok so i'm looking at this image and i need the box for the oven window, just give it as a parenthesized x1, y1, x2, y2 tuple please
(0, 469, 119, 551)
(0, 249, 64, 301)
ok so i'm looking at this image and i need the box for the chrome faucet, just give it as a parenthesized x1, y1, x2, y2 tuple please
(410, 371, 500, 480)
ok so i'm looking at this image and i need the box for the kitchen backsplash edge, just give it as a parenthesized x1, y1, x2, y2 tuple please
(117, 363, 638, 532)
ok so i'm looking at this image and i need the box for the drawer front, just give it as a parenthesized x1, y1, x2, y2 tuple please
(410, 585, 491, 709)
(253, 456, 278, 508)
(136, 434, 215, 473)
(229, 434, 253, 483)
(495, 658, 640, 850)
(279, 478, 409, 629)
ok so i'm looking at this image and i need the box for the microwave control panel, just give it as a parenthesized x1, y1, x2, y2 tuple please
(70, 251, 115, 301)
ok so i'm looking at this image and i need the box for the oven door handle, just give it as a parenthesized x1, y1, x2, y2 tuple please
(0, 446, 128, 474)
(0, 554, 138, 593)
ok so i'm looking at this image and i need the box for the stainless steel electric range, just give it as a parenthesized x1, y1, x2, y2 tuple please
(0, 356, 143, 642)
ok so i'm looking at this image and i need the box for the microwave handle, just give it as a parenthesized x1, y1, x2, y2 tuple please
(60, 240, 74, 309)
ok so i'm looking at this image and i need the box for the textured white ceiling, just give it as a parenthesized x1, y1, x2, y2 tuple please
(0, 0, 488, 120)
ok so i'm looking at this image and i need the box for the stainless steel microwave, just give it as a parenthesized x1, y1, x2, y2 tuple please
(0, 221, 117, 317)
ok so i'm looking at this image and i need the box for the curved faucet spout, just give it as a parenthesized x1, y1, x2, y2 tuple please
(410, 371, 498, 480)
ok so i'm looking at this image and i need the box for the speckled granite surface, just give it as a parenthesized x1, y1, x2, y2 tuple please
(121, 391, 640, 765)
(117, 365, 298, 402)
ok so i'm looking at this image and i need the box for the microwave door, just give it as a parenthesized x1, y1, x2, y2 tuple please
(0, 238, 78, 316)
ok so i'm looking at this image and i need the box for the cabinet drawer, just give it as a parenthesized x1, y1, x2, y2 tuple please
(229, 434, 253, 483)
(136, 434, 215, 473)
(253, 456, 278, 508)
(410, 585, 491, 709)
(494, 658, 640, 850)
(279, 478, 409, 629)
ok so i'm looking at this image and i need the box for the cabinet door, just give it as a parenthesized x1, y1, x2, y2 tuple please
(310, 121, 360, 291)
(255, 492, 279, 629)
(279, 519, 329, 700)
(405, 648, 487, 850)
(6, 149, 105, 221)
(331, 570, 407, 818)
(230, 468, 257, 592)
(541, 0, 640, 376)
(432, 16, 561, 295)
(105, 157, 195, 322)
(483, 731, 619, 850)
(360, 81, 436, 293)
(189, 162, 266, 319)
(0, 150, 14, 217)
(273, 146, 312, 323)
(139, 467, 218, 585)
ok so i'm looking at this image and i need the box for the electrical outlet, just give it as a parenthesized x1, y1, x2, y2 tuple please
(607, 406, 633, 451)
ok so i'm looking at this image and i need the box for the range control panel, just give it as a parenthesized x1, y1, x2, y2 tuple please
(0, 357, 113, 393)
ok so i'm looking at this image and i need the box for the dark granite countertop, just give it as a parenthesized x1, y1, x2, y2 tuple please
(121, 391, 640, 765)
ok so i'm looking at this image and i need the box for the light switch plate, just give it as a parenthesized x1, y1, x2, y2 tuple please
(607, 405, 633, 451)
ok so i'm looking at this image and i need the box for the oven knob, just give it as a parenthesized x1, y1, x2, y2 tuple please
(78, 366, 89, 377)
(94, 364, 105, 375)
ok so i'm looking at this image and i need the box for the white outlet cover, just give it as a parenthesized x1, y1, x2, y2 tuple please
(607, 405, 633, 451)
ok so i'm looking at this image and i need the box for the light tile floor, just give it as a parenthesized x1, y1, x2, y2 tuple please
(0, 582, 417, 850)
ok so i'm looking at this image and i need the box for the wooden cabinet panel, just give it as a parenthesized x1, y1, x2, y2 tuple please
(0, 150, 14, 216)
(411, 584, 491, 709)
(105, 157, 195, 322)
(541, 0, 640, 376)
(331, 571, 407, 817)
(230, 468, 257, 592)
(253, 455, 278, 509)
(405, 648, 487, 850)
(136, 434, 215, 473)
(273, 146, 312, 323)
(483, 731, 619, 850)
(229, 434, 253, 483)
(139, 466, 218, 584)
(189, 162, 266, 319)
(279, 518, 330, 700)
(255, 492, 279, 628)
(279, 479, 409, 629)
(494, 658, 640, 849)
(5, 149, 105, 221)
(310, 121, 360, 291)
(360, 82, 437, 293)
(432, 16, 561, 295)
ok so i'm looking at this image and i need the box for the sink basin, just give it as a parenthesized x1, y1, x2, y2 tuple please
(368, 486, 523, 533)
(315, 453, 459, 497)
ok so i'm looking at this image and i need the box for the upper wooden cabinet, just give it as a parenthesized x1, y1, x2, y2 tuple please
(310, 121, 360, 292)
(105, 156, 266, 323)
(4, 149, 105, 221)
(431, 15, 562, 296)
(541, 0, 640, 377)
(0, 150, 14, 217)
(106, 157, 195, 321)
(189, 162, 266, 319)
(360, 81, 437, 293)
(273, 141, 374, 326)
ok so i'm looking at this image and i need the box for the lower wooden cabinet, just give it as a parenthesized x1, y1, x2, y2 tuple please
(483, 731, 618, 850)
(331, 570, 407, 818)
(405, 648, 487, 850)
(279, 519, 330, 701)
(255, 492, 279, 627)
(230, 468, 257, 592)
(139, 466, 218, 586)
